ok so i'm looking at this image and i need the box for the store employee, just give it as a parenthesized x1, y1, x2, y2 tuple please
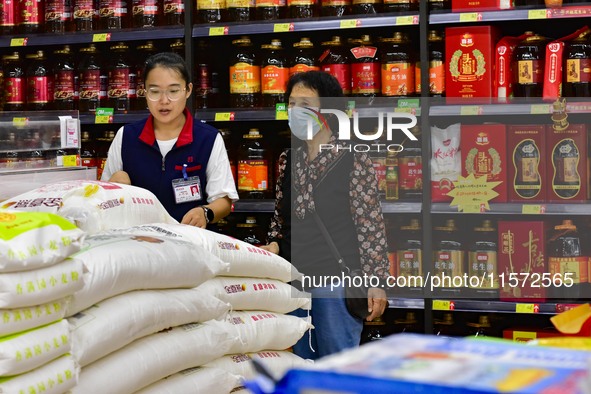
(101, 52, 238, 227)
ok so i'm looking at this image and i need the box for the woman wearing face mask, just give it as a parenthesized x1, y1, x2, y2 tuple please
(260, 71, 389, 359)
(102, 52, 238, 227)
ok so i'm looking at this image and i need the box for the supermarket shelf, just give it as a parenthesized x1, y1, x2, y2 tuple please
(429, 5, 591, 25)
(380, 201, 422, 214)
(0, 26, 184, 49)
(233, 199, 275, 212)
(80, 111, 150, 125)
(192, 13, 419, 38)
(433, 299, 583, 315)
(431, 202, 591, 215)
(195, 108, 279, 122)
(430, 100, 591, 116)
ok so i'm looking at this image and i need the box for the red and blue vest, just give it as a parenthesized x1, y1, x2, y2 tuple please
(121, 109, 217, 222)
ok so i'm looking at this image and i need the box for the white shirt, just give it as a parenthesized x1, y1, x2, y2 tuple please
(102, 125, 239, 203)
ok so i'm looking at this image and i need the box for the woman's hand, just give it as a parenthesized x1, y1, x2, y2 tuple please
(259, 242, 279, 255)
(108, 171, 131, 185)
(181, 207, 207, 228)
(366, 287, 387, 322)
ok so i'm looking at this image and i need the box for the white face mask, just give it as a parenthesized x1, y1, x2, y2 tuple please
(288, 106, 323, 140)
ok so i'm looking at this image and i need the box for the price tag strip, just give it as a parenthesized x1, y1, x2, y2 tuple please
(214, 112, 235, 121)
(515, 303, 540, 314)
(433, 300, 455, 311)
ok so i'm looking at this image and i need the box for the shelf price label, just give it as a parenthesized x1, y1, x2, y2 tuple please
(528, 9, 548, 19)
(12, 117, 29, 127)
(275, 103, 288, 120)
(273, 23, 294, 32)
(95, 108, 114, 124)
(214, 112, 235, 121)
(92, 33, 111, 42)
(340, 19, 361, 29)
(395, 15, 417, 25)
(515, 303, 539, 314)
(522, 204, 545, 214)
(460, 106, 482, 116)
(433, 300, 454, 311)
(530, 104, 550, 114)
(459, 12, 480, 22)
(62, 155, 80, 167)
(10, 38, 28, 46)
(209, 26, 228, 36)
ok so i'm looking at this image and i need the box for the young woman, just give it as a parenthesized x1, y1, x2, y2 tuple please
(261, 71, 389, 359)
(102, 52, 238, 227)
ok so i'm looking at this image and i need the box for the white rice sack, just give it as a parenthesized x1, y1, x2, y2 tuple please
(69, 288, 230, 367)
(0, 258, 84, 308)
(135, 367, 241, 394)
(103, 223, 301, 282)
(1, 180, 176, 234)
(0, 211, 85, 273)
(196, 277, 311, 314)
(66, 234, 228, 316)
(0, 320, 70, 376)
(205, 351, 312, 382)
(0, 353, 78, 394)
(205, 311, 312, 354)
(72, 323, 236, 394)
(0, 297, 69, 337)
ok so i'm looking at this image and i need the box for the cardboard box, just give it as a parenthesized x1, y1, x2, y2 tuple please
(543, 26, 589, 100)
(503, 327, 563, 343)
(498, 221, 547, 302)
(546, 123, 589, 202)
(494, 33, 533, 101)
(445, 26, 500, 102)
(452, 0, 513, 12)
(460, 124, 507, 202)
(507, 125, 546, 202)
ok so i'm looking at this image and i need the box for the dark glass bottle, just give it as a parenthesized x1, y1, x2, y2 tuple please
(99, 0, 129, 29)
(433, 313, 456, 336)
(381, 32, 415, 97)
(261, 39, 289, 108)
(229, 37, 261, 108)
(321, 0, 348, 16)
(385, 151, 399, 201)
(428, 0, 449, 11)
(133, 40, 156, 111)
(350, 0, 380, 15)
(467, 315, 492, 337)
(395, 218, 422, 289)
(255, 0, 286, 20)
(393, 312, 420, 333)
(163, 0, 183, 25)
(53, 45, 76, 111)
(319, 36, 351, 96)
(45, 0, 71, 32)
(290, 37, 319, 76)
(513, 138, 542, 199)
(78, 44, 105, 113)
(350, 35, 380, 98)
(227, 0, 253, 21)
(80, 131, 97, 169)
(3, 52, 25, 112)
(433, 219, 465, 295)
(194, 40, 216, 109)
(132, 0, 159, 27)
(17, 0, 42, 33)
(26, 51, 53, 111)
(468, 220, 499, 297)
(383, 0, 417, 13)
(398, 126, 422, 200)
(513, 34, 548, 98)
(236, 216, 266, 247)
(0, 0, 16, 35)
(563, 30, 591, 98)
(195, 0, 225, 23)
(107, 42, 135, 114)
(73, 0, 96, 31)
(287, 0, 317, 18)
(424, 30, 445, 97)
(237, 129, 271, 199)
(170, 38, 185, 58)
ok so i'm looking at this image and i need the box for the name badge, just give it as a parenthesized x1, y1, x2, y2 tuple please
(172, 176, 202, 204)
